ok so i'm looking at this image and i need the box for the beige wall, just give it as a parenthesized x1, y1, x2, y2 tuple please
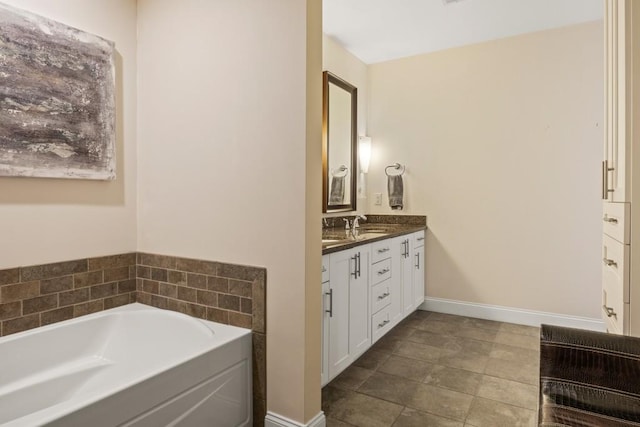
(0, 0, 138, 269)
(137, 0, 321, 423)
(367, 22, 603, 319)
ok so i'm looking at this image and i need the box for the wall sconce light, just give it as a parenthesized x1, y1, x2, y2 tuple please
(359, 136, 372, 173)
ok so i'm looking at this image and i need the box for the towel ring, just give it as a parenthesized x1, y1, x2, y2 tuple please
(331, 165, 349, 177)
(385, 163, 405, 177)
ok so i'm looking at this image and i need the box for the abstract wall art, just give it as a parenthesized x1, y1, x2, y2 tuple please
(0, 3, 116, 180)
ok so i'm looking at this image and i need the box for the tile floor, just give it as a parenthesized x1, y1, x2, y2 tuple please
(322, 310, 540, 427)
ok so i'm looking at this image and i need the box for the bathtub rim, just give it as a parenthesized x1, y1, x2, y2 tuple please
(0, 302, 252, 426)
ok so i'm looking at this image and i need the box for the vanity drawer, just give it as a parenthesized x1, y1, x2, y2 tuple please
(413, 231, 425, 248)
(603, 202, 630, 244)
(371, 240, 393, 264)
(371, 258, 391, 285)
(372, 280, 391, 314)
(322, 255, 330, 283)
(602, 285, 627, 335)
(372, 306, 393, 343)
(602, 234, 629, 303)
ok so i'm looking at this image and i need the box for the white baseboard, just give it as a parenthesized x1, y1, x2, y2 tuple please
(420, 297, 606, 332)
(265, 411, 325, 427)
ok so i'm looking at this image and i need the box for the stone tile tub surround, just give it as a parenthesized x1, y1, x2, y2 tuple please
(0, 252, 267, 426)
(0, 253, 137, 336)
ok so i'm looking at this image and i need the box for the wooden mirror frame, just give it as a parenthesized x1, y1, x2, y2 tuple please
(322, 71, 358, 213)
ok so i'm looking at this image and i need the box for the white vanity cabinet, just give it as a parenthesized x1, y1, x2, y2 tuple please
(321, 228, 426, 385)
(323, 245, 370, 384)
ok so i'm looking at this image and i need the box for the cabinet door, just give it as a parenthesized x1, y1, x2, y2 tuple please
(413, 245, 425, 308)
(328, 249, 352, 379)
(350, 247, 370, 359)
(321, 279, 330, 387)
(604, 0, 630, 202)
(398, 237, 414, 316)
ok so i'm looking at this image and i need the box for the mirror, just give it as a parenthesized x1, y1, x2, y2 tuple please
(322, 71, 357, 213)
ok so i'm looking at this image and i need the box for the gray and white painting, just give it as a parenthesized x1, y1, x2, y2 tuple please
(0, 3, 115, 180)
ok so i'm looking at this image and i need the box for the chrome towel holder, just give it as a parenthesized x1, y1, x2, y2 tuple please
(331, 165, 349, 177)
(385, 163, 405, 177)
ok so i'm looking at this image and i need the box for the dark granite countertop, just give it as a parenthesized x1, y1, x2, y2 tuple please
(322, 223, 427, 255)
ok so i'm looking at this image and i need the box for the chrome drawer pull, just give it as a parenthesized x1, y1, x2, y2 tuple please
(325, 289, 333, 317)
(603, 258, 618, 268)
(377, 248, 390, 253)
(417, 237, 424, 241)
(603, 305, 617, 319)
(377, 268, 390, 275)
(603, 215, 619, 224)
(377, 292, 390, 301)
(322, 266, 327, 273)
(377, 319, 390, 329)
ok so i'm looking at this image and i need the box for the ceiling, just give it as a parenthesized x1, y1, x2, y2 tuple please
(323, 0, 603, 64)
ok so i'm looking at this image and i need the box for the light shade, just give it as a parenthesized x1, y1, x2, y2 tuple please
(359, 136, 372, 173)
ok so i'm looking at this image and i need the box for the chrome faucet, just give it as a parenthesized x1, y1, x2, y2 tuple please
(352, 214, 367, 230)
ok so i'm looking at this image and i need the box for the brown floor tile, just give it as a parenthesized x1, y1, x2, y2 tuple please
(372, 335, 402, 354)
(326, 418, 357, 427)
(323, 312, 542, 427)
(465, 397, 536, 427)
(476, 375, 538, 410)
(406, 329, 457, 348)
(401, 316, 430, 330)
(424, 365, 483, 395)
(498, 323, 540, 338)
(395, 341, 442, 362)
(427, 312, 467, 325)
(378, 355, 435, 381)
(489, 343, 539, 365)
(407, 383, 473, 421)
(322, 385, 351, 415)
(484, 357, 538, 385)
(353, 349, 391, 370)
(392, 408, 463, 427)
(418, 319, 460, 335)
(451, 325, 498, 343)
(331, 366, 374, 391)
(410, 309, 432, 320)
(386, 324, 418, 340)
(461, 317, 503, 331)
(437, 350, 489, 374)
(441, 337, 493, 357)
(327, 389, 404, 427)
(493, 331, 539, 351)
(358, 372, 421, 405)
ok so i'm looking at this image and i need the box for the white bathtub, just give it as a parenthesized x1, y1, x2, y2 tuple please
(0, 303, 252, 427)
